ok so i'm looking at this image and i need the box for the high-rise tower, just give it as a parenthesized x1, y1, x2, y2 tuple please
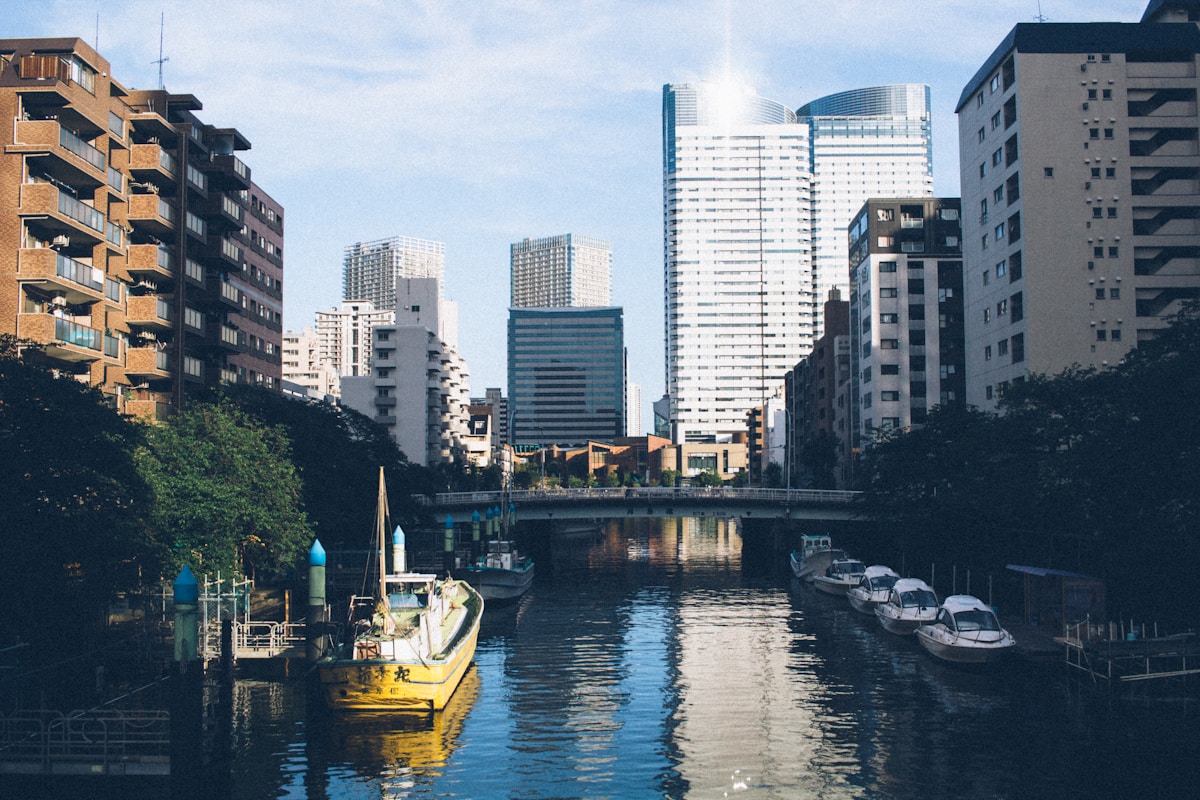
(510, 234, 611, 308)
(342, 235, 444, 310)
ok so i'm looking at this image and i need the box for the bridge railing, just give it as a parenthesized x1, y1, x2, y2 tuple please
(420, 486, 861, 508)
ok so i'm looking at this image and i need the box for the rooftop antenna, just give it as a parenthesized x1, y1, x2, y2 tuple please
(1034, 1, 1049, 22)
(153, 12, 169, 89)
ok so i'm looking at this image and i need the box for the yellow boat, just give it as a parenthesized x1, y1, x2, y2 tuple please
(318, 468, 483, 712)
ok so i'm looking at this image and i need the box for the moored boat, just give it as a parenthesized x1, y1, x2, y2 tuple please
(874, 578, 939, 635)
(915, 595, 1015, 664)
(457, 539, 534, 603)
(812, 557, 867, 596)
(847, 565, 900, 614)
(318, 468, 483, 712)
(789, 534, 846, 581)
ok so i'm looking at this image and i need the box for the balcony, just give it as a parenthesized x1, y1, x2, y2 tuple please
(197, 192, 245, 233)
(125, 346, 172, 379)
(12, 119, 107, 189)
(127, 193, 177, 238)
(127, 244, 176, 279)
(126, 295, 175, 331)
(18, 249, 105, 304)
(123, 396, 173, 422)
(18, 183, 106, 245)
(127, 143, 179, 193)
(16, 313, 103, 362)
(208, 153, 251, 191)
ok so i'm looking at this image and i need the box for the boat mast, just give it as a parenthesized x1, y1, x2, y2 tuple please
(376, 466, 390, 600)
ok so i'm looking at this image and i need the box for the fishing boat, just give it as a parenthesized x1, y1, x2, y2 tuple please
(318, 468, 483, 711)
(847, 565, 900, 614)
(457, 538, 534, 603)
(811, 557, 867, 596)
(915, 595, 1015, 664)
(789, 534, 846, 581)
(874, 578, 939, 635)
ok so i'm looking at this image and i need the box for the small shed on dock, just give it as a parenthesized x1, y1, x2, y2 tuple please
(1006, 565, 1106, 634)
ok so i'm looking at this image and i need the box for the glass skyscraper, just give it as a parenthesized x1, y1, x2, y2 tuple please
(662, 81, 932, 444)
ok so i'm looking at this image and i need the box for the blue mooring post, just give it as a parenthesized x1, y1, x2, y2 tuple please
(170, 565, 203, 799)
(444, 514, 456, 573)
(306, 540, 327, 663)
(472, 510, 481, 563)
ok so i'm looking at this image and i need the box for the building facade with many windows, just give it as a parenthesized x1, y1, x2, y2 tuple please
(342, 235, 443, 312)
(507, 307, 625, 447)
(0, 37, 281, 417)
(957, 3, 1200, 409)
(510, 233, 611, 308)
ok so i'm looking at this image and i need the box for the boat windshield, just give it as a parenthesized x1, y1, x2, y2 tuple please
(952, 609, 1001, 632)
(832, 561, 866, 576)
(900, 590, 937, 608)
(869, 575, 898, 591)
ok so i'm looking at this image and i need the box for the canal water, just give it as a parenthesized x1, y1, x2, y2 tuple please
(227, 517, 1197, 799)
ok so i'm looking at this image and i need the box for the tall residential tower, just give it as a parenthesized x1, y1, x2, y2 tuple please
(510, 234, 611, 308)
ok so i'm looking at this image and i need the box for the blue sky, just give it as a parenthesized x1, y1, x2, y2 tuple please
(4, 0, 1145, 424)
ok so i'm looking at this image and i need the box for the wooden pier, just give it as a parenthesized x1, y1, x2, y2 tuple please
(1061, 619, 1200, 687)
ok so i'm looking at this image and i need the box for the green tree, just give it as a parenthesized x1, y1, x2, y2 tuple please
(0, 336, 156, 645)
(138, 398, 313, 580)
(799, 430, 840, 490)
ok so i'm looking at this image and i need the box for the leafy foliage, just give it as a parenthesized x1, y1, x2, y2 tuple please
(0, 336, 156, 644)
(137, 397, 313, 580)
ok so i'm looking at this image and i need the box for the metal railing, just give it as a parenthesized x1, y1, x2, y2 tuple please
(0, 709, 169, 775)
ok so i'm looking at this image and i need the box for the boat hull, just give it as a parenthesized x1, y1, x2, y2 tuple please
(847, 589, 885, 614)
(318, 586, 483, 712)
(875, 609, 934, 635)
(458, 563, 534, 603)
(915, 628, 1014, 664)
(812, 576, 856, 596)
(790, 549, 840, 581)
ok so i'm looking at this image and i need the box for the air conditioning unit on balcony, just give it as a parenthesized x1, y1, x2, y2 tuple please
(51, 235, 70, 249)
(50, 294, 67, 307)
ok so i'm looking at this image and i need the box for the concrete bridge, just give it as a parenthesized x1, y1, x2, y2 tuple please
(419, 486, 863, 524)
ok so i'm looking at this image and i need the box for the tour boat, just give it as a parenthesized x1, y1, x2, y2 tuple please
(846, 565, 900, 614)
(874, 578, 939, 635)
(318, 468, 483, 711)
(915, 595, 1015, 664)
(811, 557, 867, 596)
(457, 538, 534, 603)
(789, 534, 846, 581)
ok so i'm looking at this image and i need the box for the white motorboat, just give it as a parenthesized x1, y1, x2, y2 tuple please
(811, 557, 867, 596)
(847, 565, 900, 614)
(915, 595, 1015, 664)
(457, 539, 534, 603)
(874, 578, 939, 635)
(789, 534, 846, 581)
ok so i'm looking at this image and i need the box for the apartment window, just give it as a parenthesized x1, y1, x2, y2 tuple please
(1044, 167, 1054, 178)
(908, 278, 925, 294)
(1005, 135, 1019, 166)
(1111, 329, 1122, 341)
(980, 198, 989, 219)
(1096, 287, 1106, 300)
(997, 299, 1008, 317)
(862, 367, 873, 384)
(938, 208, 959, 221)
(940, 364, 958, 378)
(1012, 333, 1025, 362)
(1088, 88, 1098, 100)
(909, 260, 925, 270)
(986, 385, 995, 400)
(980, 162, 987, 178)
(992, 148, 1003, 166)
(880, 339, 899, 350)
(1012, 292, 1024, 321)
(863, 392, 873, 408)
(990, 74, 1001, 93)
(878, 236, 894, 247)
(880, 391, 900, 402)
(994, 185, 1005, 203)
(1104, 128, 1114, 139)
(1110, 287, 1120, 299)
(995, 222, 1005, 241)
(991, 110, 1002, 130)
(910, 329, 926, 346)
(1094, 246, 1105, 258)
(1103, 89, 1112, 100)
(880, 313, 898, 324)
(1006, 173, 1021, 204)
(908, 305, 926, 321)
(978, 127, 986, 143)
(1090, 128, 1100, 139)
(984, 345, 993, 361)
(1107, 207, 1118, 218)
(880, 288, 899, 298)
(1092, 167, 1102, 178)
(876, 208, 894, 221)
(881, 364, 900, 375)
(998, 339, 1009, 356)
(977, 91, 985, 107)
(910, 355, 926, 371)
(984, 308, 992, 323)
(1097, 329, 1108, 341)
(1004, 96, 1017, 128)
(1106, 167, 1116, 178)
(982, 269, 990, 286)
(982, 235, 989, 250)
(879, 261, 898, 273)
(1092, 207, 1103, 219)
(1008, 212, 1022, 243)
(996, 259, 1007, 278)
(1101, 53, 1111, 63)
(1109, 246, 1119, 258)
